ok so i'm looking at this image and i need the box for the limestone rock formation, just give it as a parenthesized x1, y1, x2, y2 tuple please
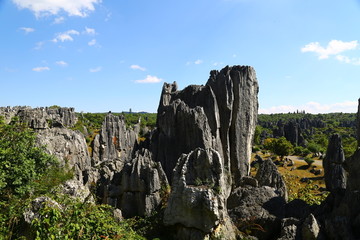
(155, 65, 258, 239)
(0, 106, 77, 128)
(323, 134, 346, 192)
(301, 214, 320, 240)
(256, 159, 288, 201)
(227, 185, 286, 240)
(321, 99, 360, 239)
(36, 127, 92, 181)
(91, 115, 166, 218)
(154, 65, 259, 187)
(164, 148, 235, 239)
(91, 113, 139, 164)
(117, 149, 168, 218)
(0, 107, 90, 181)
(23, 197, 62, 224)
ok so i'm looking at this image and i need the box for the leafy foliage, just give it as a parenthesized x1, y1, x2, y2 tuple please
(283, 174, 329, 205)
(0, 117, 57, 196)
(263, 137, 294, 159)
(31, 197, 145, 240)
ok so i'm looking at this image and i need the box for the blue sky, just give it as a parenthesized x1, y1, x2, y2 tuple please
(1, 0, 360, 113)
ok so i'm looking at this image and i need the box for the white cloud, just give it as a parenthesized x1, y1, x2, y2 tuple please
(33, 41, 44, 50)
(88, 39, 96, 46)
(84, 27, 96, 35)
(336, 55, 360, 65)
(89, 66, 102, 72)
(56, 61, 68, 66)
(53, 16, 65, 24)
(135, 75, 162, 84)
(301, 40, 358, 59)
(213, 62, 224, 67)
(32, 66, 50, 72)
(52, 30, 79, 43)
(130, 65, 146, 71)
(187, 59, 203, 65)
(20, 27, 35, 34)
(12, 0, 102, 17)
(259, 101, 358, 114)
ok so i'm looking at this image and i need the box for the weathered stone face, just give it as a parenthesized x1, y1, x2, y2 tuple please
(157, 66, 259, 239)
(255, 158, 288, 201)
(0, 106, 77, 128)
(164, 148, 230, 232)
(154, 65, 259, 187)
(323, 134, 347, 192)
(91, 113, 138, 164)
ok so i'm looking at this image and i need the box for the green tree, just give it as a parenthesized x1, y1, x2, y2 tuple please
(273, 137, 294, 160)
(0, 117, 57, 196)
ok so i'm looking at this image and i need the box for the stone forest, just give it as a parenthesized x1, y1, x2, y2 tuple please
(1, 65, 360, 239)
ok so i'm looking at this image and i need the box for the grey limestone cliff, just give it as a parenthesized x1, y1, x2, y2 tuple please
(154, 65, 259, 187)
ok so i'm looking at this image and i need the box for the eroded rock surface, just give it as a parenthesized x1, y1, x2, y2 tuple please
(323, 134, 346, 192)
(164, 148, 234, 237)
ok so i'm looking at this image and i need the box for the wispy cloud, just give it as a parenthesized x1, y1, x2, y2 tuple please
(88, 39, 96, 46)
(335, 55, 360, 65)
(259, 101, 358, 114)
(89, 66, 102, 72)
(32, 66, 50, 72)
(301, 40, 358, 59)
(12, 0, 102, 17)
(20, 27, 35, 34)
(84, 27, 96, 35)
(52, 30, 79, 43)
(130, 65, 146, 71)
(135, 75, 162, 83)
(33, 41, 44, 50)
(56, 61, 68, 66)
(53, 16, 65, 24)
(213, 62, 224, 67)
(186, 59, 203, 65)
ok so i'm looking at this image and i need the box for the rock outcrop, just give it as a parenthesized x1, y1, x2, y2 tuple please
(153, 65, 258, 239)
(154, 65, 259, 187)
(319, 99, 360, 239)
(90, 114, 167, 218)
(0, 106, 77, 128)
(116, 149, 168, 218)
(255, 159, 288, 201)
(91, 113, 139, 164)
(164, 148, 235, 239)
(323, 134, 346, 192)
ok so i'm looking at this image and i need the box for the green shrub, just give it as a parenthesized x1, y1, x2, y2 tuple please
(304, 157, 315, 167)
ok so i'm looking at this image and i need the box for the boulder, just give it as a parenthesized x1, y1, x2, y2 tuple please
(301, 214, 319, 240)
(23, 197, 62, 224)
(255, 159, 288, 201)
(228, 185, 286, 240)
(277, 218, 300, 240)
